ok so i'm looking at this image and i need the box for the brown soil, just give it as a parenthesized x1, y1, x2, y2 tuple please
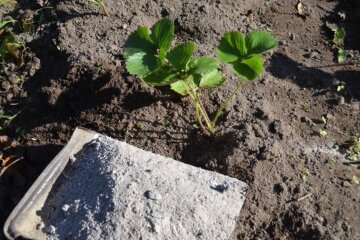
(1, 0, 360, 239)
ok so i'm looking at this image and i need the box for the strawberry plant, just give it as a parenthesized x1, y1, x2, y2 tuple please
(123, 18, 276, 135)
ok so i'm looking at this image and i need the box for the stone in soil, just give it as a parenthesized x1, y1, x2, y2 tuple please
(39, 135, 248, 240)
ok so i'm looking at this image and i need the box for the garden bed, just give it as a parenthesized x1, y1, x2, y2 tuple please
(1, 0, 360, 239)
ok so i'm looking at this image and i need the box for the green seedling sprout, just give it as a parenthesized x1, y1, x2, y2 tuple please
(0, 17, 22, 63)
(326, 22, 346, 63)
(123, 18, 277, 135)
(343, 137, 360, 161)
(303, 102, 310, 111)
(0, 112, 18, 132)
(352, 175, 360, 185)
(336, 84, 345, 94)
(320, 115, 328, 127)
(87, 0, 109, 16)
(302, 168, 310, 183)
(318, 129, 327, 137)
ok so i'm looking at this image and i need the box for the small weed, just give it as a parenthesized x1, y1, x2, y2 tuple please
(0, 113, 17, 132)
(0, 17, 22, 63)
(87, 0, 109, 16)
(56, 44, 63, 51)
(95, 66, 103, 74)
(134, 122, 144, 130)
(303, 102, 310, 111)
(319, 115, 328, 127)
(337, 49, 346, 63)
(318, 129, 327, 137)
(351, 175, 359, 185)
(343, 137, 360, 161)
(302, 168, 310, 183)
(336, 83, 345, 94)
(326, 22, 346, 63)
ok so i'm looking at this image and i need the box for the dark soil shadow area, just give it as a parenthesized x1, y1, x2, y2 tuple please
(180, 131, 240, 175)
(7, 37, 120, 135)
(323, 0, 360, 51)
(0, 144, 62, 239)
(269, 53, 360, 100)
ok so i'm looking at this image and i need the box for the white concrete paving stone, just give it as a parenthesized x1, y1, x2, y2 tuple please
(41, 135, 248, 240)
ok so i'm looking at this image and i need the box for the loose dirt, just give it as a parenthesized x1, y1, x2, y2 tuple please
(1, 0, 359, 239)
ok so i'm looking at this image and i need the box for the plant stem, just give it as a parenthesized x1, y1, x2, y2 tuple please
(182, 80, 211, 135)
(101, 3, 110, 16)
(181, 77, 245, 135)
(194, 92, 213, 133)
(211, 80, 244, 129)
(195, 103, 210, 136)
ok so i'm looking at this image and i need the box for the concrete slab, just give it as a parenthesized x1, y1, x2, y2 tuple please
(6, 128, 248, 240)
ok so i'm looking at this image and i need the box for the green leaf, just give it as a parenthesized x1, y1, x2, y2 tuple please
(334, 27, 345, 46)
(0, 17, 16, 30)
(189, 56, 219, 74)
(166, 42, 196, 68)
(245, 31, 277, 54)
(0, 32, 20, 61)
(150, 18, 174, 59)
(338, 48, 346, 63)
(170, 80, 188, 96)
(123, 26, 155, 59)
(143, 67, 178, 86)
(199, 70, 224, 88)
(336, 84, 345, 93)
(326, 22, 345, 47)
(216, 31, 247, 63)
(87, 0, 101, 5)
(232, 54, 263, 80)
(170, 75, 200, 96)
(125, 52, 160, 77)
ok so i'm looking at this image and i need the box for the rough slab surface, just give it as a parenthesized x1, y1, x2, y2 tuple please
(39, 136, 248, 240)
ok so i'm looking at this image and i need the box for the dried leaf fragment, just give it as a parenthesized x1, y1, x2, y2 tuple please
(296, 1, 304, 16)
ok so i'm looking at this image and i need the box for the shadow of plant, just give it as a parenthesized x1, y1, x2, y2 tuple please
(269, 53, 360, 100)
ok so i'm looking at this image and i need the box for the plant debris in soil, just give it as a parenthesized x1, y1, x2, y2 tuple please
(1, 0, 360, 239)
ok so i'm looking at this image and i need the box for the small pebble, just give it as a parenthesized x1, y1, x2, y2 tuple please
(62, 204, 70, 212)
(145, 190, 162, 200)
(151, 210, 165, 219)
(337, 96, 345, 105)
(342, 181, 351, 188)
(69, 154, 76, 163)
(45, 225, 56, 234)
(36, 222, 45, 230)
(210, 182, 229, 193)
